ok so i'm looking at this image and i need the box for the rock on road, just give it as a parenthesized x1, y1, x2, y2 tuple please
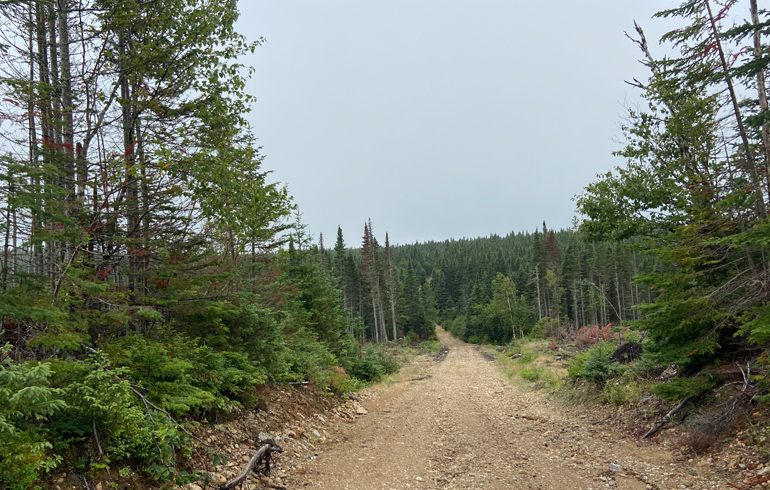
(284, 330, 730, 489)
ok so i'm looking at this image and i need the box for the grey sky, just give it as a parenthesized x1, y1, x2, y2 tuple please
(234, 1, 680, 245)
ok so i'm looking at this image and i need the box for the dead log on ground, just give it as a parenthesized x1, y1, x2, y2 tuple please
(641, 397, 689, 439)
(220, 440, 284, 489)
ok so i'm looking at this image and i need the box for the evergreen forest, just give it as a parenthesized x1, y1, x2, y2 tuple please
(2, 0, 770, 488)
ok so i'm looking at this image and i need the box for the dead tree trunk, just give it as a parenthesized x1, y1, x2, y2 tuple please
(220, 440, 284, 489)
(641, 397, 689, 439)
(750, 0, 770, 197)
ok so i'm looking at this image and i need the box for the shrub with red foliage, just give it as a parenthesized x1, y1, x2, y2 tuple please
(575, 324, 614, 348)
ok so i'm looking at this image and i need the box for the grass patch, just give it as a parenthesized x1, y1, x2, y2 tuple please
(497, 338, 659, 405)
(497, 340, 563, 391)
(520, 367, 540, 382)
(420, 340, 442, 353)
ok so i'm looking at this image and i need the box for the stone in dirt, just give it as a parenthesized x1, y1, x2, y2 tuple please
(258, 432, 273, 444)
(356, 405, 369, 415)
(208, 473, 227, 486)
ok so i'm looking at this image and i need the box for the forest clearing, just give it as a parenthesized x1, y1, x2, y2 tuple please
(205, 329, 760, 490)
(5, 1, 770, 488)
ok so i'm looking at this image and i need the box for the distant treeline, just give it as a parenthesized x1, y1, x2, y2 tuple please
(321, 222, 659, 346)
(392, 223, 659, 344)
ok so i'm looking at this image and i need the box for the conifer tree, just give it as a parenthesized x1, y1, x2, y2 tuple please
(384, 232, 399, 340)
(578, 2, 770, 368)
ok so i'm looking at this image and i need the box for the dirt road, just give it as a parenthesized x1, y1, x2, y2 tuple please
(283, 331, 730, 489)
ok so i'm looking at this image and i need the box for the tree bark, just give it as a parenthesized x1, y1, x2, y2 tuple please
(220, 441, 284, 489)
(535, 264, 542, 320)
(371, 296, 379, 343)
(118, 27, 140, 294)
(57, 0, 74, 193)
(748, 0, 770, 200)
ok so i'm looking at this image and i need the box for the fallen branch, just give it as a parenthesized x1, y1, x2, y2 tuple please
(641, 397, 689, 439)
(220, 441, 284, 490)
(128, 385, 204, 445)
(92, 418, 104, 461)
(702, 361, 756, 377)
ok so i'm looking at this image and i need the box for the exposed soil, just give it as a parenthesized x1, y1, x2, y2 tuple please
(177, 330, 770, 490)
(270, 331, 745, 490)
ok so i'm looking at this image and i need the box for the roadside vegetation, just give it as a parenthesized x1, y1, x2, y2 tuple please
(3, 0, 770, 487)
(402, 0, 770, 457)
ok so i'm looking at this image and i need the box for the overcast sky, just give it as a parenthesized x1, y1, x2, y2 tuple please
(234, 1, 682, 245)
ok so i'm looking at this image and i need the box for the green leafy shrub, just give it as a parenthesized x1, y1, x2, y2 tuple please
(529, 319, 545, 339)
(378, 351, 401, 375)
(520, 367, 540, 382)
(420, 341, 441, 353)
(312, 367, 359, 395)
(505, 339, 522, 356)
(529, 317, 562, 339)
(350, 346, 400, 383)
(567, 341, 620, 383)
(447, 315, 467, 340)
(633, 353, 660, 377)
(519, 351, 537, 364)
(351, 355, 385, 382)
(604, 380, 627, 405)
(49, 351, 194, 481)
(279, 329, 340, 383)
(625, 329, 643, 344)
(104, 335, 266, 416)
(603, 371, 644, 405)
(0, 344, 65, 490)
(581, 345, 623, 383)
(105, 337, 213, 416)
(654, 376, 716, 402)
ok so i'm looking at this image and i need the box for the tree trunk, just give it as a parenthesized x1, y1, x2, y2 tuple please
(376, 283, 387, 342)
(371, 296, 379, 343)
(535, 265, 542, 319)
(390, 295, 397, 341)
(119, 28, 140, 294)
(57, 0, 74, 195)
(750, 0, 770, 197)
(615, 270, 623, 323)
(47, 3, 60, 147)
(2, 168, 12, 290)
(29, 1, 43, 276)
(572, 284, 579, 331)
(705, 0, 767, 220)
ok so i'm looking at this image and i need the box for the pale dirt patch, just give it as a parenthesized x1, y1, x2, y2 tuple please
(279, 331, 734, 490)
